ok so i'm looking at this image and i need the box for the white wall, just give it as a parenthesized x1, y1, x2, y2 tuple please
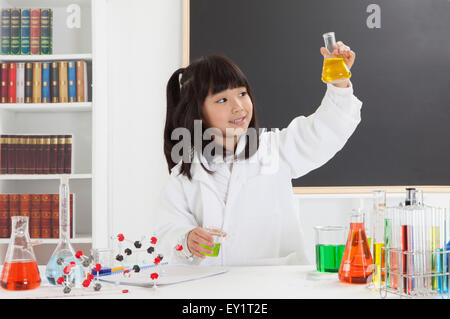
(106, 0, 181, 240)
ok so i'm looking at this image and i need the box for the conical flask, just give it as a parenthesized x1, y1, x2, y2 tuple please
(1, 216, 41, 290)
(45, 175, 84, 286)
(338, 209, 373, 284)
(321, 32, 351, 84)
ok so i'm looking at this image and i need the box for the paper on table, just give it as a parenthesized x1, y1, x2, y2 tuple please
(99, 265, 228, 287)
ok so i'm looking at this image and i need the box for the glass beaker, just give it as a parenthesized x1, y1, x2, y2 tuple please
(321, 32, 351, 84)
(338, 209, 373, 284)
(45, 175, 84, 286)
(314, 226, 346, 273)
(199, 226, 227, 257)
(0, 216, 41, 290)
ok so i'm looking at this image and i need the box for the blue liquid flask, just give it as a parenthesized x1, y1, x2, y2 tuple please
(45, 175, 84, 286)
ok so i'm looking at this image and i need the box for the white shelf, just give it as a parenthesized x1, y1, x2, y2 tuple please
(0, 235, 92, 244)
(0, 102, 92, 113)
(0, 53, 92, 62)
(0, 174, 92, 181)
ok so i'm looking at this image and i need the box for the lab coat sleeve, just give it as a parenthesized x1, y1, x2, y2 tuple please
(152, 173, 202, 265)
(271, 81, 362, 179)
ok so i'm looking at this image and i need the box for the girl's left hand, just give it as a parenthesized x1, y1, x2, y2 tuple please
(320, 41, 356, 70)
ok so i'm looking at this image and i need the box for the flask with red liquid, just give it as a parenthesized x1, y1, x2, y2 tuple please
(1, 216, 41, 290)
(338, 209, 373, 284)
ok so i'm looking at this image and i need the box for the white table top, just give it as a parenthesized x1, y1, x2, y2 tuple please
(0, 265, 390, 299)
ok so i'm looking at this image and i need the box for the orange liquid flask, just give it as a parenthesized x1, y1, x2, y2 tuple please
(321, 32, 351, 84)
(1, 216, 41, 290)
(338, 210, 373, 284)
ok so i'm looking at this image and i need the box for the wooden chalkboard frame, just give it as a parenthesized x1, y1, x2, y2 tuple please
(182, 0, 450, 194)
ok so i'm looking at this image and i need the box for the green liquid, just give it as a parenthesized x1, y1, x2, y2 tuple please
(315, 244, 345, 273)
(200, 243, 221, 257)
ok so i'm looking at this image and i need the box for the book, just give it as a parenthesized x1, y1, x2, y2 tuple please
(8, 62, 16, 103)
(16, 135, 25, 174)
(16, 62, 25, 103)
(42, 135, 51, 174)
(20, 9, 30, 55)
(68, 61, 76, 102)
(76, 61, 87, 102)
(49, 135, 58, 174)
(50, 62, 59, 102)
(28, 135, 37, 174)
(1, 63, 8, 103)
(0, 194, 9, 238)
(64, 135, 72, 174)
(23, 136, 31, 174)
(10, 9, 20, 55)
(59, 61, 68, 102)
(40, 9, 51, 55)
(42, 62, 50, 103)
(0, 135, 7, 174)
(40, 194, 51, 238)
(51, 194, 59, 238)
(30, 9, 40, 55)
(9, 194, 20, 237)
(7, 135, 15, 174)
(32, 62, 42, 103)
(56, 135, 65, 174)
(30, 194, 40, 238)
(35, 135, 43, 174)
(1, 9, 11, 55)
(24, 62, 33, 103)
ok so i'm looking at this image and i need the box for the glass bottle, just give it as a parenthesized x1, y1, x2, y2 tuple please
(338, 209, 373, 284)
(321, 32, 351, 84)
(372, 190, 386, 287)
(45, 175, 84, 286)
(0, 216, 41, 290)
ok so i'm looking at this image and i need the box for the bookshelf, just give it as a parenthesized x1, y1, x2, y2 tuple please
(0, 0, 109, 262)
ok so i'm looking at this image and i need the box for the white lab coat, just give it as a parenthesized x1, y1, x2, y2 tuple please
(152, 82, 362, 266)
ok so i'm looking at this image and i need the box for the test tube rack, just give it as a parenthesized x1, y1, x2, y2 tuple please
(378, 205, 450, 299)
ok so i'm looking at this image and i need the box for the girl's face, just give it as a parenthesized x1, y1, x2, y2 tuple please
(202, 86, 253, 150)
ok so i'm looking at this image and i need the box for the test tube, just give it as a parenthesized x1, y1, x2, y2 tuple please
(372, 190, 386, 287)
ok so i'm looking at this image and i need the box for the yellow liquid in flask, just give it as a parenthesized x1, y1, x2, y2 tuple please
(321, 58, 351, 84)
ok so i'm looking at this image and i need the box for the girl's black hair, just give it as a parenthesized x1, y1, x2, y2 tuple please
(164, 55, 260, 180)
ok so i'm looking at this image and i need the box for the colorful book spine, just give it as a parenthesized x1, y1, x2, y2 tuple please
(32, 62, 42, 103)
(0, 135, 7, 174)
(7, 135, 15, 174)
(42, 135, 50, 174)
(10, 9, 20, 55)
(20, 9, 30, 55)
(0, 194, 9, 238)
(30, 9, 40, 55)
(9, 194, 19, 236)
(57, 135, 65, 174)
(24, 62, 32, 103)
(30, 194, 40, 238)
(7, 62, 16, 103)
(64, 135, 72, 174)
(40, 194, 51, 238)
(51, 194, 59, 238)
(35, 135, 43, 174)
(49, 135, 57, 174)
(59, 61, 68, 102)
(68, 61, 76, 102)
(50, 62, 59, 102)
(76, 61, 86, 102)
(29, 136, 37, 174)
(42, 62, 50, 103)
(1, 9, 11, 55)
(16, 62, 25, 103)
(1, 63, 8, 103)
(16, 135, 24, 174)
(40, 9, 51, 55)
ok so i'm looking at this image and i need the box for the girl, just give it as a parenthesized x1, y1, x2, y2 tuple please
(153, 41, 361, 266)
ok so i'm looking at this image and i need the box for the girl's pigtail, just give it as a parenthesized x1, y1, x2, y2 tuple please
(166, 67, 185, 111)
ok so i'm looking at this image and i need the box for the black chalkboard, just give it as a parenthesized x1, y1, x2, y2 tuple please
(190, 0, 450, 187)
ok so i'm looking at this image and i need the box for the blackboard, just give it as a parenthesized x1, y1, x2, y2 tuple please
(190, 0, 450, 187)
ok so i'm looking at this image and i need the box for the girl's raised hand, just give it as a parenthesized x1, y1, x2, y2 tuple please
(320, 41, 356, 70)
(187, 227, 215, 259)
